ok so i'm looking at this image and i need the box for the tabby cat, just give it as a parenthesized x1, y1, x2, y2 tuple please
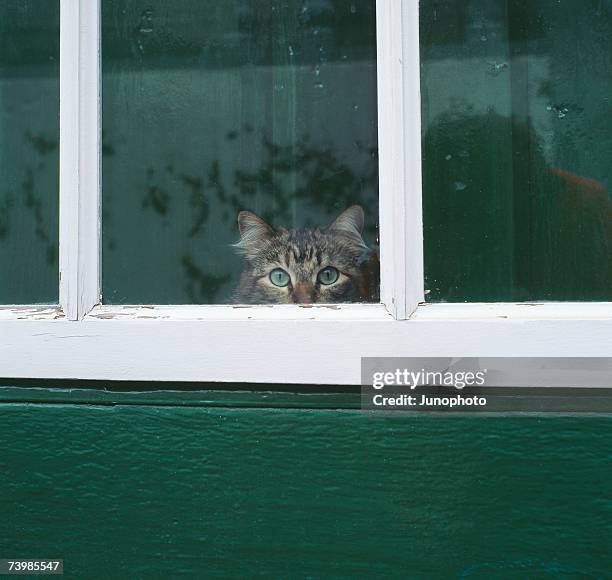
(234, 206, 379, 304)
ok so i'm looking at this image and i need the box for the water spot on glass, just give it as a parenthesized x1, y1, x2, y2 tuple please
(288, 45, 294, 57)
(350, 3, 357, 13)
(547, 104, 570, 119)
(353, 104, 359, 111)
(481, 34, 488, 41)
(342, 54, 348, 60)
(314, 64, 321, 77)
(487, 61, 508, 76)
(445, 154, 452, 161)
(453, 181, 467, 191)
(138, 9, 154, 33)
(315, 83, 324, 89)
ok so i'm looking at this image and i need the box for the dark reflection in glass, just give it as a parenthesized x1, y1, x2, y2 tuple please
(421, 0, 612, 301)
(102, 0, 378, 304)
(0, 1, 59, 303)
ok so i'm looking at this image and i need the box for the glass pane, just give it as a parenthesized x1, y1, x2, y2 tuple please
(102, 0, 379, 304)
(0, 1, 59, 303)
(421, 0, 612, 301)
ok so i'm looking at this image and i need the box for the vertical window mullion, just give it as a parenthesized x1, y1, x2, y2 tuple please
(402, 0, 424, 316)
(377, 0, 424, 320)
(59, 0, 101, 320)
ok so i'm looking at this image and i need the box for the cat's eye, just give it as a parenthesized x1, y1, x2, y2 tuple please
(317, 266, 339, 286)
(269, 268, 290, 287)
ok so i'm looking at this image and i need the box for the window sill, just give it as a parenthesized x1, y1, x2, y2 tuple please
(0, 302, 610, 383)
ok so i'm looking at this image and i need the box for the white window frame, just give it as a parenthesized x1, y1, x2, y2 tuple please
(1, 0, 611, 384)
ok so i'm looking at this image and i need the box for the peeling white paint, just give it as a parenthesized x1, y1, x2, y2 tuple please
(0, 307, 65, 321)
(86, 304, 394, 322)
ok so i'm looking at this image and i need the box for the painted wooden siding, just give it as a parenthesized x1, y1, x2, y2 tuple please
(0, 389, 610, 578)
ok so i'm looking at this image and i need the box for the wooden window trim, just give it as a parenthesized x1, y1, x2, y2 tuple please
(1, 0, 610, 384)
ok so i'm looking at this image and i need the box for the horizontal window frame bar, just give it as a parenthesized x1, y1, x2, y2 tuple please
(86, 304, 393, 321)
(1, 302, 610, 383)
(3, 302, 610, 323)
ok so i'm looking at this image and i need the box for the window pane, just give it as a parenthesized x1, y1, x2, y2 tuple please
(102, 0, 379, 304)
(0, 1, 59, 304)
(421, 0, 612, 301)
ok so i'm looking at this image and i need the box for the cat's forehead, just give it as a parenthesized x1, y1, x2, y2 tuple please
(280, 228, 335, 253)
(286, 227, 326, 247)
(268, 228, 360, 269)
(270, 229, 325, 266)
(246, 225, 365, 270)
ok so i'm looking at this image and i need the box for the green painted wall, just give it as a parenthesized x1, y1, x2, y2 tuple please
(1, 386, 610, 578)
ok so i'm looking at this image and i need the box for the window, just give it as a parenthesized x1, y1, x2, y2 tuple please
(1, 0, 610, 385)
(0, 1, 59, 304)
(101, 0, 379, 305)
(421, 0, 612, 302)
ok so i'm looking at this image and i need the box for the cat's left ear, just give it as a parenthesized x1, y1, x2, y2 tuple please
(329, 205, 365, 236)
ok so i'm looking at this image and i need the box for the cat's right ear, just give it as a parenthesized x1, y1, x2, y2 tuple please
(236, 211, 274, 251)
(329, 205, 365, 236)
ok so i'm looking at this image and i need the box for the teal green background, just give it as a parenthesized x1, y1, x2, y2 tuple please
(421, 0, 612, 301)
(0, 1, 59, 304)
(101, 0, 378, 304)
(1, 385, 610, 579)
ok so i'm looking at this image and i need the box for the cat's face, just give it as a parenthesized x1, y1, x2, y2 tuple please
(234, 206, 370, 304)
